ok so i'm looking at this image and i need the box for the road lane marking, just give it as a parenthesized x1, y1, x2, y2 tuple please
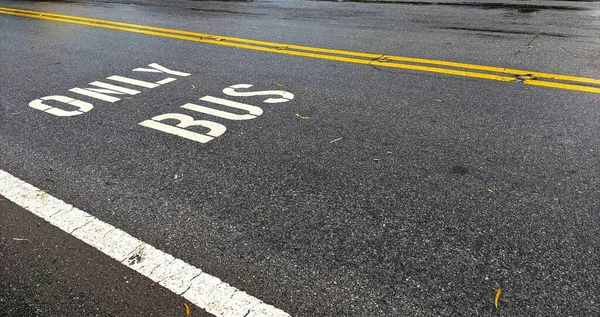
(0, 7, 599, 94)
(0, 169, 290, 317)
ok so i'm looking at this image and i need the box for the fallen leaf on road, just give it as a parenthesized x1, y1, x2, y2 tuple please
(274, 82, 283, 87)
(330, 137, 343, 144)
(494, 288, 502, 309)
(13, 238, 29, 241)
(488, 188, 495, 194)
(435, 98, 444, 102)
(190, 84, 196, 90)
(295, 113, 310, 120)
(184, 302, 191, 316)
(104, 180, 119, 186)
(216, 38, 225, 41)
(107, 139, 117, 144)
(386, 151, 393, 155)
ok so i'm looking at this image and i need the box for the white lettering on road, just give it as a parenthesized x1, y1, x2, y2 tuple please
(139, 113, 227, 143)
(69, 87, 122, 103)
(88, 81, 141, 95)
(155, 77, 177, 85)
(140, 84, 294, 143)
(28, 63, 188, 116)
(181, 96, 263, 120)
(222, 84, 294, 104)
(107, 76, 160, 89)
(134, 63, 191, 77)
(29, 95, 94, 117)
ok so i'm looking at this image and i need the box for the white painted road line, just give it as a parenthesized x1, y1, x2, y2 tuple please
(0, 169, 290, 317)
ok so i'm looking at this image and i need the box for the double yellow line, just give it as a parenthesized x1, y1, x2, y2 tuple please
(1, 6, 599, 94)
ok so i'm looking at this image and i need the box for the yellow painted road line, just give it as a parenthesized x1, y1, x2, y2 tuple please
(524, 79, 600, 94)
(3, 6, 599, 88)
(1, 7, 599, 94)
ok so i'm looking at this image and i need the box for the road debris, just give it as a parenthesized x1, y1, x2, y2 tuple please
(386, 151, 393, 155)
(515, 74, 537, 82)
(295, 113, 310, 120)
(107, 139, 117, 144)
(104, 180, 119, 186)
(373, 158, 380, 162)
(191, 84, 196, 90)
(435, 98, 444, 102)
(274, 82, 283, 87)
(13, 238, 29, 241)
(184, 302, 191, 316)
(494, 288, 502, 309)
(216, 37, 225, 41)
(488, 188, 495, 194)
(330, 137, 343, 144)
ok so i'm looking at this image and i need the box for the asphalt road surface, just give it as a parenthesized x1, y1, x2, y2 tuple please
(1, 0, 600, 316)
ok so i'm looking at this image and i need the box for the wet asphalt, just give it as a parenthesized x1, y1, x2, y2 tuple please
(1, 0, 600, 316)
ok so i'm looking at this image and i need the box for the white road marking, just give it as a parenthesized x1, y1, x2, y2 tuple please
(148, 63, 191, 77)
(0, 170, 290, 317)
(222, 84, 294, 104)
(182, 97, 263, 121)
(107, 75, 160, 88)
(29, 95, 94, 117)
(69, 88, 121, 103)
(156, 77, 177, 85)
(139, 113, 226, 143)
(89, 81, 141, 95)
(132, 67, 163, 73)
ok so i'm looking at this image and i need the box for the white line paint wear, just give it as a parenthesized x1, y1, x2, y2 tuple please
(0, 169, 290, 317)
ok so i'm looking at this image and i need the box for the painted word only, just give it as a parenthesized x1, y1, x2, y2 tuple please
(29, 63, 190, 116)
(139, 84, 294, 143)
